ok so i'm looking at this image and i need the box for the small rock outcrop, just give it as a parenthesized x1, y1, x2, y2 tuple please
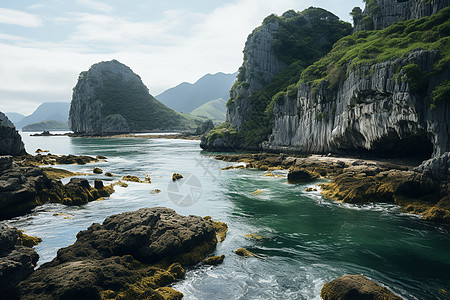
(0, 226, 39, 297)
(17, 207, 220, 299)
(0, 112, 26, 156)
(195, 119, 214, 135)
(69, 60, 194, 134)
(321, 274, 403, 299)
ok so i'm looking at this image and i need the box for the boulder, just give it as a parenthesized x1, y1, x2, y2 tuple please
(320, 274, 403, 299)
(17, 207, 220, 299)
(287, 168, 319, 184)
(0, 112, 26, 156)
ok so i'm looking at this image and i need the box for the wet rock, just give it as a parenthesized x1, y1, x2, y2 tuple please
(235, 248, 257, 257)
(150, 189, 161, 194)
(104, 172, 114, 177)
(0, 155, 12, 171)
(287, 168, 319, 184)
(203, 255, 225, 265)
(122, 175, 142, 183)
(172, 173, 183, 181)
(320, 274, 403, 299)
(13, 153, 99, 167)
(0, 226, 39, 296)
(305, 187, 318, 192)
(94, 179, 104, 190)
(93, 167, 103, 174)
(17, 207, 220, 299)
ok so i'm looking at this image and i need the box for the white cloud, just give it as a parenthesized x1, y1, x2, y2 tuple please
(0, 8, 43, 27)
(76, 0, 113, 13)
(0, 0, 364, 115)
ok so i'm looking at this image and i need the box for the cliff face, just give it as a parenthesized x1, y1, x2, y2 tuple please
(355, 0, 450, 30)
(69, 60, 194, 134)
(0, 112, 26, 156)
(263, 50, 449, 158)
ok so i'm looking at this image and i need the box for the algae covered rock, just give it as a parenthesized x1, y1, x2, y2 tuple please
(320, 274, 403, 300)
(203, 255, 225, 265)
(17, 207, 221, 299)
(287, 168, 319, 184)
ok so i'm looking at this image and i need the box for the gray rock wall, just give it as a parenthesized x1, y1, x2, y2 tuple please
(357, 0, 449, 30)
(226, 21, 286, 131)
(263, 50, 449, 158)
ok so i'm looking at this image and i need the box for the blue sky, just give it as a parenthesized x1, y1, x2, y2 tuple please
(0, 0, 364, 115)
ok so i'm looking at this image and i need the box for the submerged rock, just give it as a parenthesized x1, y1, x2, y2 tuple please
(320, 274, 403, 300)
(17, 207, 222, 299)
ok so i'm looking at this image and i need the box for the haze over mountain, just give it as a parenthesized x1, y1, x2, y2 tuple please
(4, 113, 25, 126)
(156, 72, 237, 113)
(12, 102, 70, 129)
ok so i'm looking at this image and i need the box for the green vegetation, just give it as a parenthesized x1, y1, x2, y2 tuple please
(431, 80, 450, 108)
(22, 120, 69, 131)
(204, 122, 236, 140)
(95, 74, 200, 131)
(301, 7, 450, 91)
(190, 98, 227, 122)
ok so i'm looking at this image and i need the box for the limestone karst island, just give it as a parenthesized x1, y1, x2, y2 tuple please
(0, 0, 449, 299)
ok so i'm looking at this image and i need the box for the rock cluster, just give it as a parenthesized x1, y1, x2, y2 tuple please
(216, 153, 450, 223)
(0, 156, 114, 220)
(16, 207, 221, 299)
(0, 112, 26, 156)
(13, 153, 99, 167)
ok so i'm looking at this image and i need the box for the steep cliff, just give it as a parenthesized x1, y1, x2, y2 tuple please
(69, 60, 199, 134)
(353, 0, 450, 30)
(0, 112, 26, 156)
(201, 7, 352, 150)
(264, 7, 450, 159)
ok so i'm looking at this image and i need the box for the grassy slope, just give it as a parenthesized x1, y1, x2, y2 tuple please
(190, 98, 227, 122)
(22, 120, 69, 131)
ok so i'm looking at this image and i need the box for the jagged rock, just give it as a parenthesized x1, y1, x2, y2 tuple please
(414, 152, 450, 181)
(0, 226, 39, 296)
(17, 208, 220, 299)
(69, 60, 192, 134)
(196, 119, 214, 135)
(0, 112, 26, 156)
(321, 274, 403, 299)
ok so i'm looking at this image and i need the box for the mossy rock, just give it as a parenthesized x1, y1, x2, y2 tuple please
(122, 175, 142, 183)
(93, 167, 103, 174)
(287, 168, 320, 184)
(203, 255, 225, 266)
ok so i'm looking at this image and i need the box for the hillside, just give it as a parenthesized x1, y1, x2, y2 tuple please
(5, 113, 25, 126)
(15, 102, 70, 129)
(190, 98, 227, 122)
(69, 60, 201, 134)
(22, 120, 69, 131)
(155, 72, 237, 113)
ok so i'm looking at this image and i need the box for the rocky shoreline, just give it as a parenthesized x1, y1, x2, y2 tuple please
(215, 153, 450, 224)
(1, 207, 228, 299)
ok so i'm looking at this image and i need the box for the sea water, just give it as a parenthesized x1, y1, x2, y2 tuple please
(5, 132, 450, 299)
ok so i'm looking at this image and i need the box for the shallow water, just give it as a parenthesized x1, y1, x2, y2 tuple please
(5, 132, 450, 299)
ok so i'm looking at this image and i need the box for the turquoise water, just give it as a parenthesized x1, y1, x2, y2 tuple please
(5, 132, 450, 299)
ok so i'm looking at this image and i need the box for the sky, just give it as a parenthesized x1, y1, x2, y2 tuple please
(0, 0, 364, 115)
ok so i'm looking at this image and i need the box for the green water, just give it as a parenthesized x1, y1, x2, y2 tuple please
(5, 132, 450, 299)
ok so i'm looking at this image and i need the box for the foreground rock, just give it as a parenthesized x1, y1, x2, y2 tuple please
(0, 112, 26, 156)
(321, 275, 403, 300)
(16, 207, 224, 299)
(0, 156, 114, 220)
(0, 226, 40, 297)
(216, 153, 450, 223)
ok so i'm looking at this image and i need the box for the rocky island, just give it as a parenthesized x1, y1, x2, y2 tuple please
(69, 60, 201, 135)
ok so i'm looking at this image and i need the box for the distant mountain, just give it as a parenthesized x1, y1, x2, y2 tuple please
(5, 112, 25, 126)
(190, 98, 226, 122)
(22, 120, 69, 131)
(156, 72, 237, 113)
(16, 102, 70, 129)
